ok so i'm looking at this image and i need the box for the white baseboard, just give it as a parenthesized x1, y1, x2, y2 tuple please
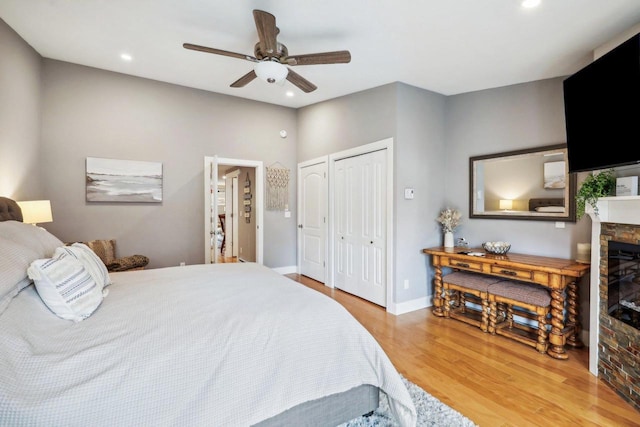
(272, 265, 297, 275)
(387, 296, 431, 315)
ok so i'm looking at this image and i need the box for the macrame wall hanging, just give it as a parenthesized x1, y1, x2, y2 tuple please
(266, 163, 290, 211)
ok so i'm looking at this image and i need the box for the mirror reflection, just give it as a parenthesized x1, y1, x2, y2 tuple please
(469, 144, 576, 221)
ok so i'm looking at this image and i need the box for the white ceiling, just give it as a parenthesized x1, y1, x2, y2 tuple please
(2, 1, 640, 109)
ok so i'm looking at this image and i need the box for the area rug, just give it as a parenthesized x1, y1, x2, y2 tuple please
(340, 376, 478, 427)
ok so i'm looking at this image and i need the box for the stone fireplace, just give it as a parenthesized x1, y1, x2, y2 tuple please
(588, 197, 640, 411)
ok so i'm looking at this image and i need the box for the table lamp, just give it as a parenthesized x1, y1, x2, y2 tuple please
(17, 200, 53, 225)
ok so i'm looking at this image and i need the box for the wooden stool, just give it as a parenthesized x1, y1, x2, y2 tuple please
(488, 280, 552, 353)
(442, 272, 501, 332)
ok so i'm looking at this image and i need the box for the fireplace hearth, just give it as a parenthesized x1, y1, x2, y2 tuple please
(598, 223, 640, 412)
(587, 196, 640, 412)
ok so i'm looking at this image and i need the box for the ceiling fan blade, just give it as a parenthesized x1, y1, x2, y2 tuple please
(230, 70, 257, 88)
(286, 68, 317, 93)
(284, 50, 351, 66)
(253, 10, 278, 56)
(183, 43, 257, 62)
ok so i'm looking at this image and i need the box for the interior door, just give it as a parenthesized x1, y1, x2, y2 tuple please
(224, 173, 236, 257)
(232, 176, 239, 257)
(334, 149, 387, 306)
(298, 161, 327, 282)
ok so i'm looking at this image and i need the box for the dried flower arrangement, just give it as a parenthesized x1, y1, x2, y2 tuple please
(436, 208, 462, 233)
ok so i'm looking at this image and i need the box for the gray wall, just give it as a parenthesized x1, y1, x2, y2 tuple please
(39, 60, 298, 269)
(0, 18, 43, 200)
(445, 78, 591, 258)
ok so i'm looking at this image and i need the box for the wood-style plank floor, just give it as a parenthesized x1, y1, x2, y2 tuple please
(285, 273, 640, 427)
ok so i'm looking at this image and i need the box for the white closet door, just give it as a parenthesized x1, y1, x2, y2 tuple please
(334, 149, 386, 306)
(299, 161, 327, 282)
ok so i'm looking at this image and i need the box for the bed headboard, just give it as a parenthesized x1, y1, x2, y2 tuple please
(0, 197, 23, 222)
(528, 197, 564, 211)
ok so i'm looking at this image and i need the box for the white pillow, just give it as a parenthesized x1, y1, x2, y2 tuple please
(55, 243, 112, 288)
(27, 252, 106, 322)
(535, 206, 565, 213)
(0, 221, 63, 314)
(0, 220, 63, 256)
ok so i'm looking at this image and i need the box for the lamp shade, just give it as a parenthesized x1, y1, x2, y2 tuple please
(17, 200, 53, 224)
(499, 199, 513, 210)
(254, 61, 288, 84)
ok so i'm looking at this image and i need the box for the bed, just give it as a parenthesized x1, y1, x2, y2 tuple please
(0, 197, 416, 426)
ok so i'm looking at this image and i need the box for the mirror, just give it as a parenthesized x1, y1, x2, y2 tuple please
(469, 144, 576, 222)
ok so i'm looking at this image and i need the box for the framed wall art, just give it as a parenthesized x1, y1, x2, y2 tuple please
(86, 157, 163, 202)
(543, 161, 566, 189)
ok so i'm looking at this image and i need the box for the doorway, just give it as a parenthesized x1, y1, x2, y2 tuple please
(204, 156, 264, 264)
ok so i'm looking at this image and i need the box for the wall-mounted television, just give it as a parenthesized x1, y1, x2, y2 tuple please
(563, 32, 640, 173)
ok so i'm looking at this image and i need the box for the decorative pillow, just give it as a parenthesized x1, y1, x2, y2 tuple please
(55, 243, 112, 288)
(85, 239, 116, 266)
(0, 221, 64, 315)
(27, 252, 106, 322)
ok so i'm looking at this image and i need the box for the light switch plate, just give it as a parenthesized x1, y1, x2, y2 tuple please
(404, 188, 414, 199)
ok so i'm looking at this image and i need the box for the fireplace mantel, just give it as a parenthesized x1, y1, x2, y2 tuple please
(586, 195, 640, 376)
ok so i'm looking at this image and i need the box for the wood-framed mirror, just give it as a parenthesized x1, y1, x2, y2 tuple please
(469, 144, 576, 222)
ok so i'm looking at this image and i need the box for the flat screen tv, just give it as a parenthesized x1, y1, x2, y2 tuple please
(563, 32, 640, 173)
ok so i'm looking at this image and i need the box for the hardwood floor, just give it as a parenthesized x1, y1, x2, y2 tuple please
(285, 273, 640, 427)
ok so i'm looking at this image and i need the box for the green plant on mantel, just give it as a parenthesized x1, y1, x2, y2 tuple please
(575, 169, 617, 219)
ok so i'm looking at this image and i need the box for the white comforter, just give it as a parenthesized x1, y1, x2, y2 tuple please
(0, 262, 416, 426)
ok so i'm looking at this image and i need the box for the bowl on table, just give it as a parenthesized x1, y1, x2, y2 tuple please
(482, 241, 511, 255)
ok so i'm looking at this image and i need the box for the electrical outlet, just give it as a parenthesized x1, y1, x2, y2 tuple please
(403, 279, 409, 289)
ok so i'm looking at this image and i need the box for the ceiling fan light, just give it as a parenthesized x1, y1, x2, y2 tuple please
(254, 61, 288, 84)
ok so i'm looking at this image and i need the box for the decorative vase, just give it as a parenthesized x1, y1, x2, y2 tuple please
(444, 231, 454, 248)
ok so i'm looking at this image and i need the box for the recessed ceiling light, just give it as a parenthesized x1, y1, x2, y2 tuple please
(120, 53, 133, 61)
(286, 91, 294, 97)
(522, 0, 541, 8)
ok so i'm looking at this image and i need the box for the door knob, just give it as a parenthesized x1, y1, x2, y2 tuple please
(298, 224, 303, 228)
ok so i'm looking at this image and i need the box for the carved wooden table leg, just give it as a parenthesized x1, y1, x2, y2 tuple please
(488, 301, 497, 334)
(548, 288, 568, 360)
(481, 295, 489, 333)
(565, 279, 584, 348)
(432, 265, 444, 317)
(443, 286, 451, 318)
(536, 310, 549, 353)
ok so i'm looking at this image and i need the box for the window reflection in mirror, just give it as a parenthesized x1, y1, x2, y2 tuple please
(469, 144, 576, 221)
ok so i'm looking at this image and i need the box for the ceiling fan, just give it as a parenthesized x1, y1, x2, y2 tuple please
(183, 9, 351, 93)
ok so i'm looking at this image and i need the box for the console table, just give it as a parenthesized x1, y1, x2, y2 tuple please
(422, 246, 590, 360)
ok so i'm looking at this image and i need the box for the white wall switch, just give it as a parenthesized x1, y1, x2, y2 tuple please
(404, 188, 414, 199)
(555, 222, 565, 229)
(284, 210, 291, 218)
